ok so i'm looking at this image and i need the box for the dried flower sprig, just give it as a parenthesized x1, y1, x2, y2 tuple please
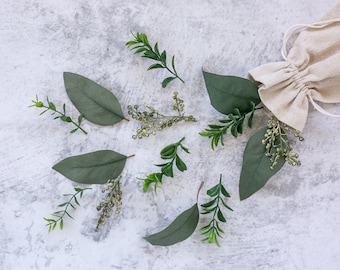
(262, 116, 304, 170)
(30, 95, 87, 134)
(200, 174, 233, 247)
(128, 92, 196, 139)
(95, 177, 122, 232)
(200, 101, 259, 150)
(126, 31, 184, 88)
(44, 187, 91, 233)
(138, 137, 190, 192)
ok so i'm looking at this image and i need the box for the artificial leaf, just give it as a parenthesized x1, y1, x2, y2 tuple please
(144, 203, 199, 246)
(63, 72, 125, 126)
(202, 70, 260, 115)
(162, 77, 176, 88)
(175, 154, 187, 172)
(161, 163, 174, 177)
(53, 150, 127, 184)
(239, 126, 286, 200)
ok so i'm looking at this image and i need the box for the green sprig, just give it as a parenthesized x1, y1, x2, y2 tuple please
(200, 101, 258, 150)
(262, 116, 304, 169)
(30, 95, 87, 134)
(126, 31, 184, 88)
(44, 187, 91, 233)
(128, 92, 196, 139)
(138, 137, 190, 192)
(200, 174, 233, 247)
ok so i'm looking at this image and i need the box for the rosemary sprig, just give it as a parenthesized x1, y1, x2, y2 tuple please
(126, 31, 184, 88)
(138, 137, 190, 192)
(95, 177, 122, 232)
(128, 92, 196, 139)
(200, 101, 258, 150)
(30, 95, 87, 134)
(200, 174, 233, 247)
(44, 187, 91, 233)
(262, 116, 304, 169)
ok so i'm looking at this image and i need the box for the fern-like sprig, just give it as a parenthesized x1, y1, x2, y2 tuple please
(44, 187, 91, 233)
(126, 31, 184, 88)
(200, 101, 258, 150)
(200, 174, 233, 247)
(138, 137, 190, 192)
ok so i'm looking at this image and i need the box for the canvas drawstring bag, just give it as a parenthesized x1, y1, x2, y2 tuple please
(248, 3, 340, 132)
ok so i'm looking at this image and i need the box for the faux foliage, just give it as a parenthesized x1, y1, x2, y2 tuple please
(200, 175, 233, 247)
(138, 137, 190, 192)
(126, 31, 184, 88)
(128, 92, 196, 139)
(44, 187, 91, 233)
(30, 95, 87, 134)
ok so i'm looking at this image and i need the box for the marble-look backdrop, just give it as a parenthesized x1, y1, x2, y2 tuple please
(1, 1, 339, 269)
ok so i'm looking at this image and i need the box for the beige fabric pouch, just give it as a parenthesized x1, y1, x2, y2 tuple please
(248, 3, 340, 132)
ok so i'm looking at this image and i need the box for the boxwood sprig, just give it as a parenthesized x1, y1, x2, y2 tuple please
(138, 137, 189, 192)
(200, 174, 233, 247)
(200, 101, 258, 150)
(126, 31, 185, 88)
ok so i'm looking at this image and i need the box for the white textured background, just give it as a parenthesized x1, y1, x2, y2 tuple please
(1, 1, 340, 269)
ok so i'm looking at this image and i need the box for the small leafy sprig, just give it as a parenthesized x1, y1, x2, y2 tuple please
(200, 101, 258, 150)
(262, 116, 304, 170)
(128, 92, 196, 139)
(138, 137, 190, 192)
(44, 187, 91, 233)
(95, 177, 122, 232)
(30, 95, 87, 134)
(200, 174, 233, 247)
(126, 31, 184, 88)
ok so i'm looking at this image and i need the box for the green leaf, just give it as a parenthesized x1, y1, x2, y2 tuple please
(217, 209, 226, 222)
(175, 154, 187, 172)
(161, 77, 176, 88)
(201, 197, 217, 208)
(148, 63, 164, 70)
(160, 144, 176, 159)
(239, 126, 286, 200)
(161, 163, 174, 177)
(144, 203, 199, 246)
(202, 70, 260, 115)
(207, 184, 220, 197)
(60, 219, 64, 230)
(53, 150, 127, 184)
(220, 185, 231, 198)
(63, 72, 125, 126)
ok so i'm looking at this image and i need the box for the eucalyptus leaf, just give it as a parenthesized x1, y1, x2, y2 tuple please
(239, 127, 286, 200)
(63, 72, 125, 126)
(202, 70, 261, 115)
(144, 203, 199, 246)
(53, 150, 127, 184)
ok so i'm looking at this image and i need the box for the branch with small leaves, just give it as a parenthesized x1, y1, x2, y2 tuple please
(128, 92, 196, 139)
(262, 116, 304, 170)
(138, 137, 190, 192)
(30, 95, 87, 134)
(200, 101, 259, 150)
(44, 187, 91, 233)
(126, 31, 184, 88)
(95, 177, 123, 232)
(200, 174, 233, 247)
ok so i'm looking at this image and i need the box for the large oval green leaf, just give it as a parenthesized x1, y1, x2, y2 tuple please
(202, 70, 260, 115)
(239, 126, 285, 200)
(64, 72, 125, 126)
(144, 203, 199, 246)
(52, 150, 127, 184)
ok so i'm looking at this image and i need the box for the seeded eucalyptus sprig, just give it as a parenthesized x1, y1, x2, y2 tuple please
(128, 92, 196, 139)
(126, 31, 184, 88)
(44, 187, 91, 233)
(200, 101, 259, 150)
(262, 116, 304, 169)
(95, 176, 122, 232)
(30, 95, 87, 134)
(138, 137, 190, 192)
(200, 174, 233, 247)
